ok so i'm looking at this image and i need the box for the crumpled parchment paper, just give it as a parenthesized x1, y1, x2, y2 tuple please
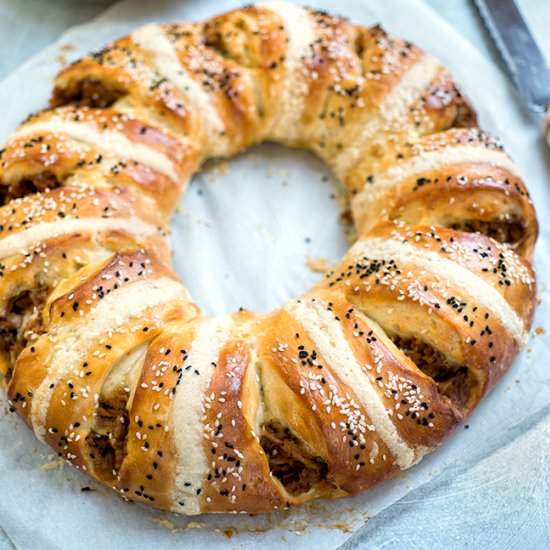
(0, 1, 548, 549)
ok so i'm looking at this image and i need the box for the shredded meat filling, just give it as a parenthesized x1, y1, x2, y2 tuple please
(0, 172, 60, 205)
(86, 389, 129, 480)
(391, 335, 475, 409)
(449, 216, 525, 247)
(0, 288, 49, 380)
(52, 77, 124, 108)
(260, 422, 329, 496)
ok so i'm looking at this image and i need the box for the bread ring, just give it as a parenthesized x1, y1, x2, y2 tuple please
(0, 2, 537, 515)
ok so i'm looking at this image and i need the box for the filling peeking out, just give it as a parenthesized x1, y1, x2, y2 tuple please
(0, 171, 61, 205)
(449, 215, 526, 250)
(0, 288, 49, 381)
(52, 77, 125, 109)
(391, 334, 478, 410)
(86, 389, 129, 480)
(259, 421, 330, 496)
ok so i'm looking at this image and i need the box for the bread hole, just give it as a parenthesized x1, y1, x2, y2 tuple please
(352, 30, 370, 85)
(390, 334, 478, 410)
(259, 420, 330, 496)
(453, 96, 477, 128)
(0, 323, 18, 383)
(1, 287, 49, 381)
(86, 392, 129, 481)
(86, 342, 148, 481)
(354, 33, 365, 59)
(0, 171, 61, 205)
(449, 216, 526, 251)
(52, 77, 125, 109)
(203, 17, 255, 67)
(202, 27, 229, 57)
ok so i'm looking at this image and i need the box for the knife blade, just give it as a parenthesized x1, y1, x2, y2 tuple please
(474, 0, 550, 113)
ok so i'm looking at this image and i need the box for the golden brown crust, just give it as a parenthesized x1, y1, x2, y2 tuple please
(319, 220, 534, 412)
(369, 220, 536, 324)
(0, 3, 539, 516)
(258, 308, 398, 496)
(0, 107, 200, 216)
(314, 290, 462, 449)
(52, 36, 196, 139)
(114, 324, 193, 510)
(7, 249, 194, 421)
(165, 23, 263, 150)
(386, 164, 537, 255)
(201, 338, 288, 513)
(347, 128, 537, 258)
(202, 5, 294, 132)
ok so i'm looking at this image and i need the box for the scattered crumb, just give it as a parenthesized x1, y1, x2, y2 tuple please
(204, 159, 229, 183)
(331, 522, 353, 533)
(40, 454, 65, 471)
(534, 326, 545, 336)
(340, 208, 353, 225)
(515, 379, 520, 384)
(150, 517, 179, 534)
(186, 521, 204, 530)
(56, 43, 76, 67)
(306, 255, 331, 273)
(223, 528, 234, 538)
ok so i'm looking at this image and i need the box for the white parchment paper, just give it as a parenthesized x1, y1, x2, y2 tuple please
(0, 1, 548, 548)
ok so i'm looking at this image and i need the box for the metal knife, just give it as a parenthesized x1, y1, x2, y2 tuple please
(474, 0, 550, 114)
(474, 0, 550, 146)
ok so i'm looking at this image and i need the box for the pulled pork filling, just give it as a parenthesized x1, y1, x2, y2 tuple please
(52, 77, 124, 108)
(391, 334, 476, 409)
(449, 216, 525, 248)
(260, 421, 329, 496)
(0, 171, 60, 205)
(0, 288, 49, 381)
(86, 389, 129, 480)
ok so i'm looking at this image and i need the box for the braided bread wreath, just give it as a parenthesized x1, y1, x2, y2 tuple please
(0, 1, 538, 516)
